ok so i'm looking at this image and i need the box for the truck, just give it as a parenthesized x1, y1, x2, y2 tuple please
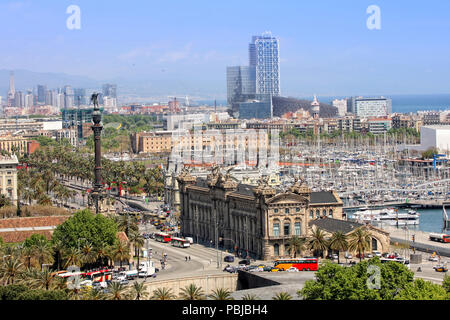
(138, 261, 156, 278)
(117, 270, 138, 281)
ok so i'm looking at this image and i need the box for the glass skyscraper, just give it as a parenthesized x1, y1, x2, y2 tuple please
(226, 66, 256, 105)
(249, 32, 280, 96)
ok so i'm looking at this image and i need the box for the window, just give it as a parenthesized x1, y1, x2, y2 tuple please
(310, 210, 314, 218)
(316, 210, 320, 218)
(329, 209, 333, 218)
(284, 222, 290, 236)
(285, 208, 289, 214)
(7, 179, 11, 186)
(274, 244, 279, 256)
(294, 222, 301, 236)
(274, 208, 278, 213)
(296, 207, 300, 212)
(273, 223, 280, 237)
(322, 209, 327, 216)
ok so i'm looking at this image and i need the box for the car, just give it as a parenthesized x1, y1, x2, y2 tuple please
(433, 264, 448, 272)
(365, 253, 373, 258)
(344, 253, 353, 259)
(373, 251, 382, 257)
(270, 268, 280, 272)
(238, 259, 251, 265)
(331, 254, 339, 260)
(224, 255, 235, 263)
(356, 253, 365, 259)
(263, 266, 273, 272)
(429, 256, 439, 262)
(286, 267, 299, 272)
(224, 266, 236, 273)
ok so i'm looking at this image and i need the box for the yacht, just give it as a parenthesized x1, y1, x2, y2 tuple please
(350, 207, 420, 226)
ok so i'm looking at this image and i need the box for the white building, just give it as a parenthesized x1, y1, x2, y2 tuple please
(352, 97, 392, 118)
(332, 99, 347, 117)
(163, 113, 210, 130)
(420, 125, 450, 152)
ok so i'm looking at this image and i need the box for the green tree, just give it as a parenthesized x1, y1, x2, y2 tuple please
(307, 227, 328, 258)
(394, 279, 447, 300)
(328, 231, 348, 264)
(151, 287, 176, 300)
(348, 227, 371, 262)
(443, 275, 450, 293)
(131, 281, 149, 300)
(52, 209, 118, 251)
(272, 292, 292, 300)
(241, 293, 259, 300)
(179, 284, 205, 300)
(285, 236, 307, 259)
(107, 282, 128, 300)
(210, 288, 233, 300)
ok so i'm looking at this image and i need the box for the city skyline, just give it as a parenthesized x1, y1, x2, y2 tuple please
(1, 1, 450, 98)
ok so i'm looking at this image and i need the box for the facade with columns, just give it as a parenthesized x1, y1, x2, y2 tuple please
(177, 168, 344, 260)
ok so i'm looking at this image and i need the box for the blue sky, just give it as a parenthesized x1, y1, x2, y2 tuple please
(1, 0, 450, 98)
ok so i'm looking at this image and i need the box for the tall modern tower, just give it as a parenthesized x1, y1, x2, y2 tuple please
(37, 85, 47, 104)
(249, 32, 280, 96)
(8, 71, 15, 107)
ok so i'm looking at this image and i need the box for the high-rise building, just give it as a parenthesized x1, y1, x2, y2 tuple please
(24, 92, 34, 108)
(37, 85, 47, 104)
(250, 32, 280, 96)
(74, 88, 87, 106)
(332, 99, 347, 117)
(14, 91, 25, 108)
(64, 86, 74, 109)
(350, 96, 392, 118)
(7, 71, 15, 107)
(102, 84, 117, 99)
(226, 66, 256, 106)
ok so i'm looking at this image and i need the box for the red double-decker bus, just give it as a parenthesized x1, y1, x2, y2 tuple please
(154, 232, 172, 243)
(274, 258, 319, 271)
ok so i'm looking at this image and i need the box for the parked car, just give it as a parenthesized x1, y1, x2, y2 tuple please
(331, 254, 339, 260)
(365, 253, 373, 258)
(344, 253, 353, 259)
(224, 255, 235, 263)
(373, 251, 382, 257)
(286, 267, 299, 272)
(433, 264, 448, 272)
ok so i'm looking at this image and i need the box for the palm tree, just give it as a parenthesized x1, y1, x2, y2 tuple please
(33, 239, 54, 270)
(285, 236, 307, 258)
(131, 281, 149, 300)
(79, 243, 97, 268)
(151, 287, 176, 300)
(272, 292, 292, 300)
(108, 282, 128, 300)
(210, 288, 234, 300)
(112, 240, 131, 268)
(179, 284, 205, 300)
(63, 247, 82, 268)
(20, 246, 35, 269)
(241, 293, 259, 300)
(0, 257, 24, 285)
(128, 231, 145, 268)
(82, 288, 107, 300)
(52, 240, 65, 270)
(348, 227, 371, 262)
(328, 231, 348, 264)
(307, 227, 329, 258)
(116, 214, 138, 237)
(28, 268, 55, 290)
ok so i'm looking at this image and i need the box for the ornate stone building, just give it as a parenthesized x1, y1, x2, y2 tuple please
(177, 167, 345, 260)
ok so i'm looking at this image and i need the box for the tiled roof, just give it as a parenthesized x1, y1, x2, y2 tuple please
(309, 217, 364, 234)
(310, 191, 338, 204)
(0, 216, 70, 243)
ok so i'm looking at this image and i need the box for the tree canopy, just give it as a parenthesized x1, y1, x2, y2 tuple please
(51, 209, 118, 250)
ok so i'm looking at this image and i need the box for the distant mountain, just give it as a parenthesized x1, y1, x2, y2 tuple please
(0, 69, 101, 94)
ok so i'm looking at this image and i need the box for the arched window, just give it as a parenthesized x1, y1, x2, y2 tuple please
(274, 244, 280, 256)
(329, 209, 333, 218)
(310, 210, 314, 219)
(316, 210, 320, 218)
(322, 209, 327, 216)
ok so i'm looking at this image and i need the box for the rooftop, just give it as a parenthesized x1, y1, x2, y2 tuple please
(309, 217, 364, 234)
